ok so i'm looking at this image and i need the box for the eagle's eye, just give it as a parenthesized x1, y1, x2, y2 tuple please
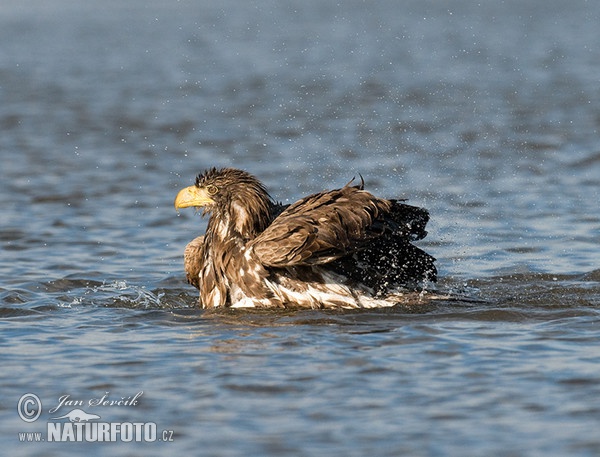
(206, 185, 218, 196)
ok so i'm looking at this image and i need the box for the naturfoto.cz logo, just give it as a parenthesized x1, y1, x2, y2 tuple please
(17, 392, 175, 444)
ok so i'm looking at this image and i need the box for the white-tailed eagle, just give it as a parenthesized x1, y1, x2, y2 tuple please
(175, 167, 436, 309)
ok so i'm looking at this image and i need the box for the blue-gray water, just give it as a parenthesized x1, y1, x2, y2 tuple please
(2, 1, 600, 455)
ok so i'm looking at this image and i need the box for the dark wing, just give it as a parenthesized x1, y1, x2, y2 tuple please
(183, 235, 205, 289)
(248, 185, 390, 267)
(331, 236, 437, 294)
(386, 199, 431, 241)
(330, 201, 437, 292)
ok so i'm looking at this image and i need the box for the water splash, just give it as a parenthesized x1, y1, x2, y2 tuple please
(95, 280, 165, 308)
(57, 279, 195, 310)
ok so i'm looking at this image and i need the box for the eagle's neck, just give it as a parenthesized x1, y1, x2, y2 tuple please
(219, 188, 274, 241)
(200, 188, 274, 308)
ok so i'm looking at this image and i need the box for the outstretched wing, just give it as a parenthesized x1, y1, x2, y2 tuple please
(248, 185, 391, 267)
(331, 234, 437, 294)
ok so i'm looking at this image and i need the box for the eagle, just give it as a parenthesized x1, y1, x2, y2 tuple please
(174, 167, 436, 309)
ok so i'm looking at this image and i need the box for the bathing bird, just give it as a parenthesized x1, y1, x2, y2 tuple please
(175, 167, 436, 309)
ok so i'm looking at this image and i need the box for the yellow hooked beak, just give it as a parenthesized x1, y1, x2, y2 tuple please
(174, 186, 214, 210)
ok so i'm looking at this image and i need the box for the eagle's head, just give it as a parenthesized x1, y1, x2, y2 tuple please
(175, 167, 274, 238)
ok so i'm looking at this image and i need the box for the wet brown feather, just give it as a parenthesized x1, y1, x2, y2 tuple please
(250, 185, 390, 267)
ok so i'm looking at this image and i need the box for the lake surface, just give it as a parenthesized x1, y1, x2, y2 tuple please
(1, 0, 599, 455)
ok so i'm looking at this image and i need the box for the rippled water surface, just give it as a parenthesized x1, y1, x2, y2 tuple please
(2, 1, 600, 455)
